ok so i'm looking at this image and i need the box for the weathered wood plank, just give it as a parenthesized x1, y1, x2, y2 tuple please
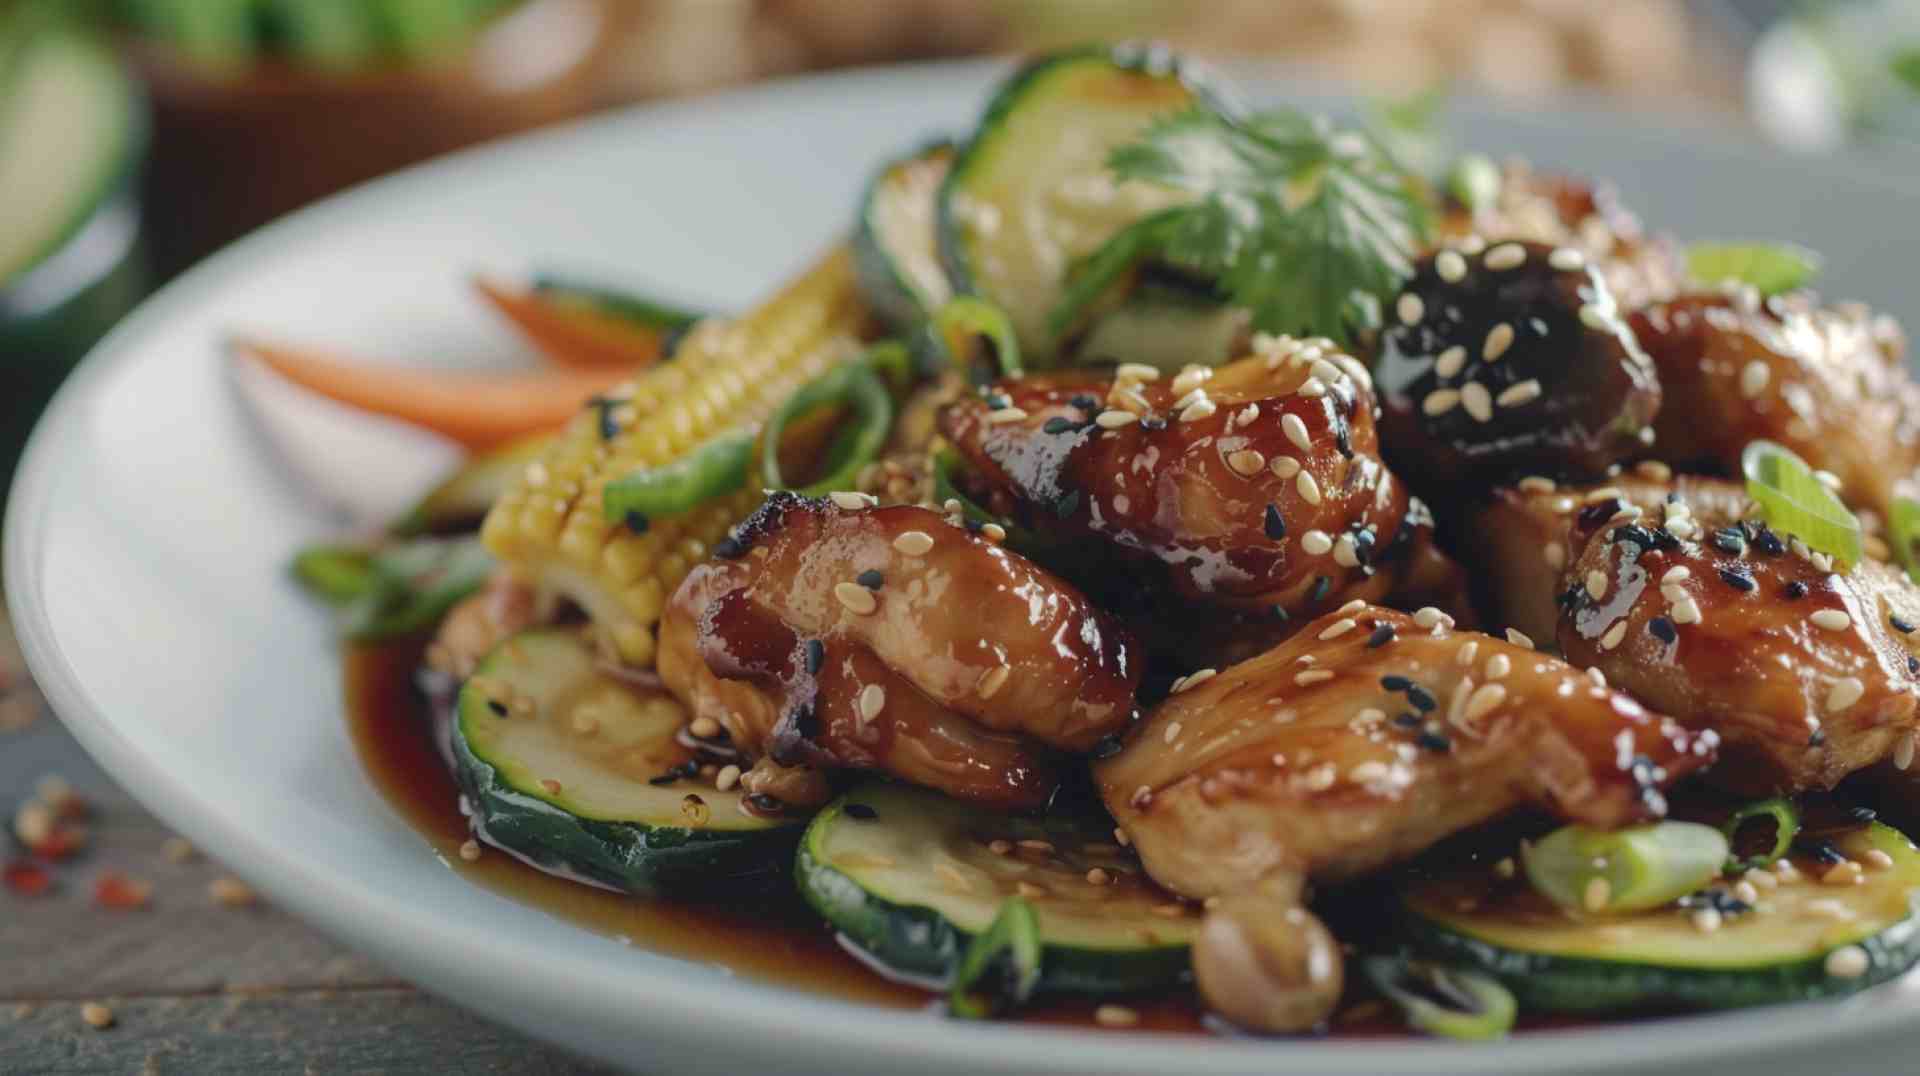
(1, 989, 614, 1075)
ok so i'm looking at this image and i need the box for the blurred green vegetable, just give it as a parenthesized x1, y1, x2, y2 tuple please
(112, 0, 518, 70)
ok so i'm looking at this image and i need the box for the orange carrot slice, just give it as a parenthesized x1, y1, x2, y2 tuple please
(235, 337, 625, 451)
(475, 277, 670, 371)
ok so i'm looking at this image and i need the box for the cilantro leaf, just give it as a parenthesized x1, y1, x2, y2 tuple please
(1050, 105, 1428, 348)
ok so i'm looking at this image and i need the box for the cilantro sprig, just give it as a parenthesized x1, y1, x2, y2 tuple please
(1050, 105, 1430, 348)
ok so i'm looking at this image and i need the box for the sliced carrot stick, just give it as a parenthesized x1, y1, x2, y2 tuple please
(474, 277, 669, 371)
(234, 337, 627, 451)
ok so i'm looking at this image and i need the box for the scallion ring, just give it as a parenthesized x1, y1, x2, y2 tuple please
(759, 361, 895, 497)
(1720, 798, 1800, 873)
(1741, 439, 1863, 570)
(1361, 956, 1515, 1041)
(602, 429, 754, 523)
(1685, 242, 1821, 296)
(947, 896, 1043, 1020)
(291, 545, 378, 605)
(934, 296, 1024, 382)
(1522, 821, 1728, 915)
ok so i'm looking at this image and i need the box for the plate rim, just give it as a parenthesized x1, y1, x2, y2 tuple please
(10, 55, 1920, 1075)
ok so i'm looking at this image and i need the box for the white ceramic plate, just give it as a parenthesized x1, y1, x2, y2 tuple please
(12, 58, 1920, 1076)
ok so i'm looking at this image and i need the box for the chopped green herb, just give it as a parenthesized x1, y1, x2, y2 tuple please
(1686, 242, 1822, 296)
(1741, 439, 1862, 569)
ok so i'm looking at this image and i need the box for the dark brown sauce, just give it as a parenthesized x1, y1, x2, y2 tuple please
(343, 641, 1212, 1033)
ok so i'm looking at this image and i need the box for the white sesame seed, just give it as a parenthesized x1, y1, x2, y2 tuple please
(689, 715, 722, 739)
(1422, 388, 1462, 416)
(1496, 379, 1542, 407)
(1270, 455, 1301, 479)
(1733, 880, 1760, 904)
(715, 764, 742, 792)
(1587, 667, 1608, 688)
(1301, 530, 1334, 555)
(1485, 653, 1511, 680)
(1548, 246, 1587, 271)
(1826, 676, 1866, 713)
(834, 581, 878, 615)
(1172, 668, 1217, 694)
(1095, 409, 1138, 429)
(1485, 243, 1527, 271)
(1495, 857, 1516, 879)
(1397, 293, 1426, 326)
(893, 530, 935, 556)
(1310, 359, 1345, 387)
(1482, 323, 1516, 362)
(1463, 683, 1509, 724)
(1897, 731, 1916, 771)
(1319, 618, 1358, 641)
(1227, 449, 1266, 476)
(1825, 945, 1870, 979)
(459, 839, 482, 862)
(1434, 345, 1467, 378)
(1458, 235, 1487, 255)
(1086, 867, 1112, 886)
(1163, 720, 1184, 744)
(1739, 360, 1770, 399)
(1506, 627, 1534, 649)
(1413, 607, 1445, 628)
(1436, 249, 1468, 283)
(1236, 403, 1261, 427)
(1810, 609, 1852, 632)
(1865, 849, 1895, 870)
(1661, 565, 1691, 584)
(1339, 599, 1368, 615)
(1296, 471, 1323, 506)
(1806, 898, 1851, 920)
(1586, 570, 1609, 600)
(858, 684, 887, 722)
(1600, 620, 1628, 650)
(980, 522, 1007, 542)
(1461, 381, 1493, 423)
(1578, 303, 1610, 330)
(829, 491, 876, 511)
(1814, 469, 1842, 491)
(1180, 396, 1217, 424)
(1333, 534, 1361, 567)
(987, 407, 1029, 424)
(1115, 363, 1160, 382)
(1671, 597, 1703, 625)
(1295, 669, 1335, 686)
(1170, 365, 1213, 397)
(977, 664, 1011, 699)
(1583, 876, 1612, 911)
(1282, 413, 1312, 451)
(1174, 389, 1208, 412)
(1130, 785, 1152, 809)
(1823, 862, 1863, 886)
(1518, 475, 1557, 494)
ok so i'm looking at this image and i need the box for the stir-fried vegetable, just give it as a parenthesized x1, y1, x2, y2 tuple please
(475, 277, 690, 371)
(1891, 496, 1920, 583)
(1741, 439, 1863, 570)
(759, 347, 899, 496)
(601, 430, 754, 528)
(1720, 798, 1801, 873)
(1362, 956, 1516, 1041)
(933, 297, 1024, 382)
(1522, 822, 1728, 915)
(291, 534, 494, 642)
(947, 897, 1044, 1020)
(1686, 242, 1822, 295)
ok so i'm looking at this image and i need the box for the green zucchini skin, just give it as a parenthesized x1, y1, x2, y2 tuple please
(1398, 822, 1920, 1012)
(795, 783, 1196, 996)
(852, 139, 955, 333)
(936, 43, 1209, 366)
(450, 631, 802, 898)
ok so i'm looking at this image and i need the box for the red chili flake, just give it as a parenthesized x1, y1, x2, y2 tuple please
(94, 871, 152, 910)
(29, 823, 88, 861)
(3, 860, 53, 896)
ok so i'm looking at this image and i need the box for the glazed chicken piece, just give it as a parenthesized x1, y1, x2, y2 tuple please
(1372, 238, 1661, 492)
(1631, 292, 1917, 524)
(658, 492, 1141, 810)
(1434, 162, 1685, 311)
(1096, 604, 1714, 1032)
(1552, 477, 1920, 795)
(938, 345, 1467, 665)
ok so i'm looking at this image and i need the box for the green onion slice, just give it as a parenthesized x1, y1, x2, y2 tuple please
(292, 545, 378, 605)
(1361, 956, 1515, 1041)
(1685, 242, 1821, 296)
(1522, 821, 1728, 915)
(339, 535, 494, 643)
(935, 296, 1024, 382)
(1720, 798, 1801, 874)
(1741, 439, 1863, 570)
(948, 897, 1043, 1020)
(1446, 153, 1501, 214)
(602, 429, 754, 524)
(931, 448, 1004, 529)
(1891, 496, 1920, 584)
(760, 358, 896, 497)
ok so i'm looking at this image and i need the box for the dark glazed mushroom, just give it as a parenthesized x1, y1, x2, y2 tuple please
(1373, 239, 1661, 492)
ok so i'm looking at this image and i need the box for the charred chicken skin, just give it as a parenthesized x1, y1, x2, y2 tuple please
(1632, 292, 1917, 524)
(658, 492, 1142, 809)
(1097, 604, 1714, 1031)
(939, 346, 1467, 663)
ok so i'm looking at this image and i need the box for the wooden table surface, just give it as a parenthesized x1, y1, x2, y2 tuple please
(0, 616, 613, 1075)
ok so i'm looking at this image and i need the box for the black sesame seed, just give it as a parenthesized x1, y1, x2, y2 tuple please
(963, 517, 984, 533)
(486, 699, 508, 717)
(1392, 712, 1422, 728)
(624, 510, 651, 535)
(1894, 614, 1916, 635)
(649, 760, 699, 787)
(1070, 394, 1098, 410)
(1809, 727, 1827, 747)
(746, 793, 786, 814)
(856, 569, 884, 590)
(1754, 528, 1786, 556)
(1140, 415, 1168, 431)
(1555, 583, 1584, 609)
(1679, 888, 1751, 917)
(1718, 566, 1756, 592)
(1381, 675, 1413, 691)
(1416, 730, 1452, 753)
(844, 803, 878, 821)
(1784, 580, 1808, 600)
(1042, 416, 1074, 435)
(1578, 502, 1621, 529)
(1712, 528, 1746, 556)
(1309, 576, 1331, 603)
(648, 773, 680, 787)
(1366, 623, 1396, 649)
(1910, 656, 1919, 676)
(1264, 504, 1287, 540)
(1849, 805, 1878, 824)
(1334, 422, 1354, 459)
(1802, 838, 1845, 865)
(1089, 735, 1125, 760)
(1649, 617, 1677, 643)
(1405, 683, 1438, 712)
(1055, 489, 1082, 518)
(1269, 604, 1290, 622)
(985, 393, 1011, 410)
(804, 638, 825, 675)
(787, 701, 820, 742)
(713, 534, 747, 559)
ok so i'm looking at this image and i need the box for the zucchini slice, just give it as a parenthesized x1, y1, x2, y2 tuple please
(451, 631, 802, 896)
(938, 44, 1204, 366)
(853, 140, 955, 332)
(390, 433, 555, 536)
(796, 782, 1198, 996)
(1400, 821, 1920, 1012)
